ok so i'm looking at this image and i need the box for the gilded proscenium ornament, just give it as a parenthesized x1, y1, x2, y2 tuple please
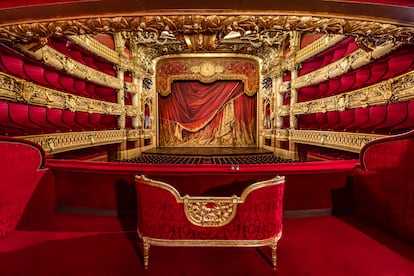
(290, 129, 384, 153)
(0, 72, 122, 115)
(292, 69, 414, 115)
(21, 129, 126, 154)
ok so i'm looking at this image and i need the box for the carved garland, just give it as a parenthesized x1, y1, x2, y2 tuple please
(1, 15, 414, 46)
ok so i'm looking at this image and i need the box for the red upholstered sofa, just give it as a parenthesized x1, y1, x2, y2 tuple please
(135, 175, 285, 269)
(353, 129, 414, 244)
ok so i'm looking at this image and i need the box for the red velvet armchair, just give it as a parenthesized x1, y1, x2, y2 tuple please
(135, 175, 285, 269)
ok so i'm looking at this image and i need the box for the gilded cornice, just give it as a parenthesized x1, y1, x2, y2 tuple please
(294, 41, 397, 89)
(21, 129, 126, 154)
(290, 129, 384, 153)
(292, 70, 414, 115)
(0, 72, 122, 115)
(19, 45, 128, 91)
(1, 15, 414, 52)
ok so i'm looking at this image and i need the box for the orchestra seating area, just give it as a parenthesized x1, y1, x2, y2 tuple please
(119, 153, 295, 164)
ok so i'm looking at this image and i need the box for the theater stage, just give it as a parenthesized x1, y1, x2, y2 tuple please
(142, 147, 272, 157)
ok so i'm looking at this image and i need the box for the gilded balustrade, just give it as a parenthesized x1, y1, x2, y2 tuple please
(0, 72, 122, 115)
(290, 129, 383, 153)
(21, 129, 126, 154)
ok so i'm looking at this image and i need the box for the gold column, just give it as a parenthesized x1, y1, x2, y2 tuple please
(131, 73, 142, 129)
(288, 31, 301, 158)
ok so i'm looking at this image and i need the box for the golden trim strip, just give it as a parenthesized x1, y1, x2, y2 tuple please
(20, 129, 125, 154)
(0, 72, 122, 115)
(138, 230, 282, 248)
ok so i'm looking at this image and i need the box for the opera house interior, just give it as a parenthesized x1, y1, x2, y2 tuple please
(0, 0, 414, 275)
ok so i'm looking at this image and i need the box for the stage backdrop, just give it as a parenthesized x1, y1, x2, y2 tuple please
(158, 80, 257, 147)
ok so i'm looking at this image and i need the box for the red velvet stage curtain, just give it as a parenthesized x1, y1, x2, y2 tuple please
(159, 80, 256, 146)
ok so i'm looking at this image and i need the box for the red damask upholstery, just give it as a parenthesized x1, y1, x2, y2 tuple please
(135, 175, 285, 270)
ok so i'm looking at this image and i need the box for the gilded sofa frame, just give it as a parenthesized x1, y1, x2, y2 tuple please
(135, 174, 285, 270)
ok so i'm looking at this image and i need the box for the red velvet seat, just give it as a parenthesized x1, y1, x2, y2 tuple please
(135, 175, 285, 270)
(8, 102, 42, 135)
(75, 112, 96, 130)
(44, 70, 64, 90)
(95, 86, 116, 102)
(28, 105, 57, 133)
(67, 48, 86, 65)
(315, 81, 329, 99)
(62, 110, 84, 131)
(314, 112, 328, 128)
(352, 67, 371, 90)
(382, 52, 414, 79)
(59, 76, 78, 95)
(73, 79, 92, 98)
(332, 109, 355, 131)
(94, 60, 116, 76)
(319, 111, 340, 130)
(320, 52, 334, 67)
(343, 40, 359, 55)
(338, 73, 356, 94)
(326, 78, 341, 97)
(0, 101, 25, 135)
(100, 114, 118, 129)
(391, 100, 414, 134)
(88, 113, 104, 129)
(82, 56, 99, 70)
(366, 62, 388, 85)
(373, 102, 408, 134)
(358, 105, 387, 133)
(49, 38, 70, 56)
(345, 107, 370, 132)
(299, 113, 316, 130)
(0, 53, 27, 79)
(330, 46, 347, 63)
(299, 59, 324, 76)
(46, 108, 72, 132)
(23, 63, 50, 87)
(298, 86, 319, 102)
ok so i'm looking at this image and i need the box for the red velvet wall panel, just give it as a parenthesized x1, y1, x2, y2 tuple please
(0, 137, 51, 236)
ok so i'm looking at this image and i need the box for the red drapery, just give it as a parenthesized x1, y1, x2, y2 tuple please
(159, 81, 256, 147)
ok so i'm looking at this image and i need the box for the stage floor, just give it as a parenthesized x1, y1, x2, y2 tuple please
(142, 147, 272, 157)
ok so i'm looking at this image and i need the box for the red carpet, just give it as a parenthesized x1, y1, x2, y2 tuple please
(0, 214, 413, 275)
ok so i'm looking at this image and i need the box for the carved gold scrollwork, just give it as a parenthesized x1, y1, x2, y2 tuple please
(183, 197, 238, 227)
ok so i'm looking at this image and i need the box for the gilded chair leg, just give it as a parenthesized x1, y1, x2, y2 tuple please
(143, 239, 150, 270)
(270, 242, 277, 269)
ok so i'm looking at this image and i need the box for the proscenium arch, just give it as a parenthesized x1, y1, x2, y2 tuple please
(154, 54, 261, 147)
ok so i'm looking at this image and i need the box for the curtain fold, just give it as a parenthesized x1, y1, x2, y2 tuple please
(159, 80, 256, 146)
